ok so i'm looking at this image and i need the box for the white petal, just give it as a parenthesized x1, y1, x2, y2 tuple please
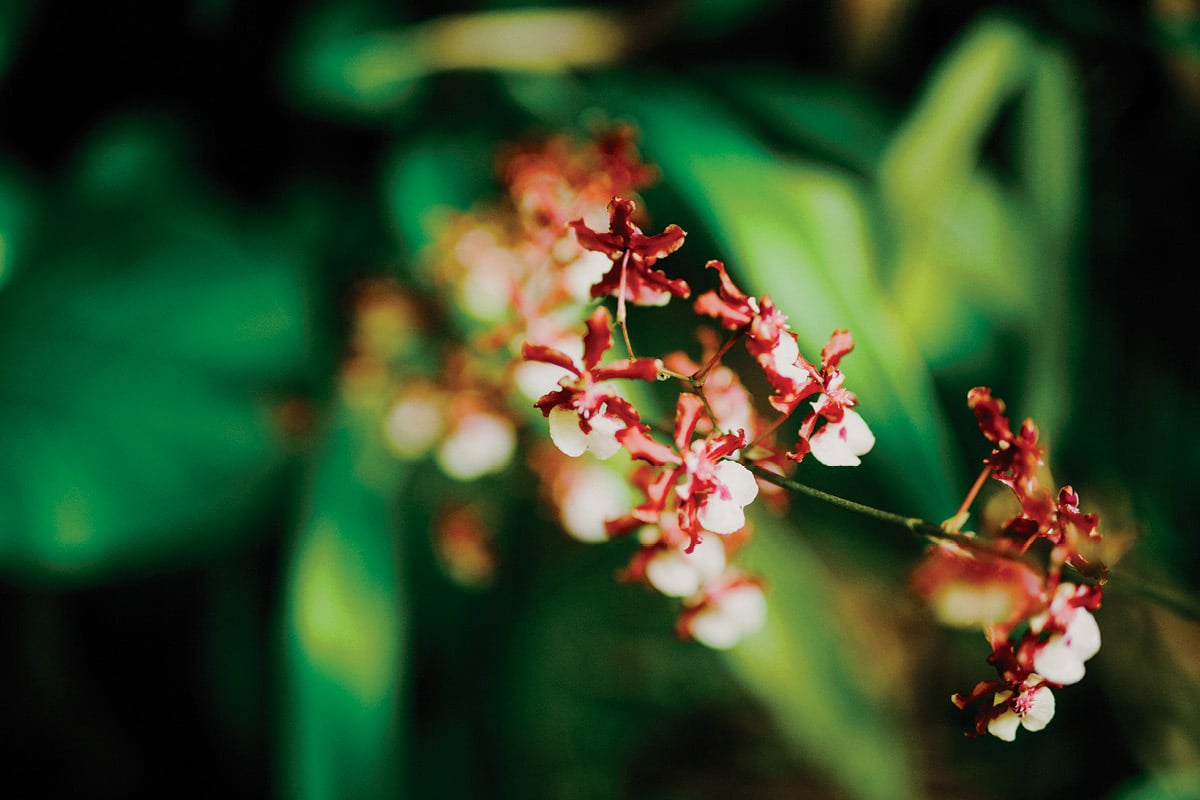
(1033, 635, 1087, 685)
(987, 708, 1021, 742)
(688, 606, 743, 649)
(646, 550, 703, 598)
(809, 411, 874, 467)
(560, 463, 631, 543)
(436, 413, 516, 480)
(689, 584, 767, 649)
(838, 408, 876, 456)
(697, 495, 746, 535)
(382, 396, 443, 458)
(771, 336, 811, 384)
(585, 413, 624, 460)
(689, 535, 728, 583)
(808, 421, 862, 467)
(721, 584, 767, 634)
(1064, 609, 1102, 661)
(715, 460, 759, 506)
(562, 250, 612, 302)
(513, 360, 572, 401)
(548, 406, 588, 457)
(1020, 685, 1056, 732)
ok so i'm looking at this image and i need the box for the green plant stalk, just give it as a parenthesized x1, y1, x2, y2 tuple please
(744, 463, 1200, 624)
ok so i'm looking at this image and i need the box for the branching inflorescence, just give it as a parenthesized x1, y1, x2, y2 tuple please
(377, 127, 1108, 739)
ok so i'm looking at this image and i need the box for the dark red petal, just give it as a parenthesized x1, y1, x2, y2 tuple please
(569, 219, 622, 257)
(707, 260, 750, 304)
(618, 426, 683, 466)
(521, 342, 581, 375)
(694, 290, 752, 329)
(967, 387, 1014, 444)
(705, 430, 747, 462)
(593, 357, 661, 383)
(533, 388, 574, 417)
(673, 394, 706, 451)
(630, 224, 686, 261)
(820, 329, 855, 369)
(582, 306, 614, 368)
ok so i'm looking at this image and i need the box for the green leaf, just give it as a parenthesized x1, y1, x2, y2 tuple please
(0, 162, 37, 291)
(878, 14, 1035, 223)
(591, 73, 960, 517)
(703, 68, 895, 174)
(0, 122, 312, 580)
(723, 513, 916, 800)
(1013, 44, 1085, 440)
(280, 411, 407, 800)
(382, 130, 501, 259)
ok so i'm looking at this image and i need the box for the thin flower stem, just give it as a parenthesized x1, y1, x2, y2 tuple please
(616, 250, 635, 358)
(692, 330, 742, 385)
(745, 464, 948, 539)
(744, 463, 1200, 624)
(956, 465, 992, 519)
(746, 409, 794, 451)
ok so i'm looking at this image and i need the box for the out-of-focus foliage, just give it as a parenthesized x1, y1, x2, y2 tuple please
(3, 1, 1200, 798)
(0, 120, 312, 579)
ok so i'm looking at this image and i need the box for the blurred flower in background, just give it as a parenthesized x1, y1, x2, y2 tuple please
(2, 1, 1200, 799)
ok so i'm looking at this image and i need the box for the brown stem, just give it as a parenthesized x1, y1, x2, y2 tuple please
(692, 330, 743, 385)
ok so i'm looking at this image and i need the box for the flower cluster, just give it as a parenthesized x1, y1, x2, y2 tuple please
(513, 172, 878, 647)
(365, 126, 1126, 739)
(387, 127, 876, 646)
(911, 389, 1106, 740)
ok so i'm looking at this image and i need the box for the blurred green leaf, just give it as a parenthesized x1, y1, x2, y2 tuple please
(593, 72, 960, 517)
(675, 0, 786, 40)
(0, 0, 33, 82)
(0, 161, 37, 291)
(1014, 44, 1085, 439)
(288, 7, 630, 118)
(1107, 769, 1200, 800)
(280, 410, 406, 800)
(878, 14, 1034, 220)
(0, 121, 312, 579)
(723, 512, 915, 800)
(382, 130, 501, 259)
(877, 14, 1084, 439)
(704, 68, 895, 174)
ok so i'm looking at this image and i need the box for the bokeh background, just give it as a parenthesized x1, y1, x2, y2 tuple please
(2, 1, 1200, 798)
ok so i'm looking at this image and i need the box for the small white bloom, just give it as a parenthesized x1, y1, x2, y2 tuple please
(561, 249, 612, 302)
(689, 582, 768, 650)
(558, 462, 631, 543)
(645, 535, 727, 598)
(1034, 608, 1101, 685)
(696, 460, 759, 534)
(809, 408, 875, 467)
(382, 395, 444, 458)
(436, 412, 516, 480)
(987, 679, 1056, 741)
(548, 405, 623, 459)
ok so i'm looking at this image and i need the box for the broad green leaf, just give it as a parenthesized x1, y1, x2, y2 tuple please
(1013, 45, 1085, 440)
(0, 123, 312, 580)
(592, 73, 960, 517)
(288, 7, 629, 117)
(877, 15, 1084, 442)
(703, 68, 895, 174)
(723, 512, 915, 800)
(280, 411, 407, 800)
(878, 15, 1035, 223)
